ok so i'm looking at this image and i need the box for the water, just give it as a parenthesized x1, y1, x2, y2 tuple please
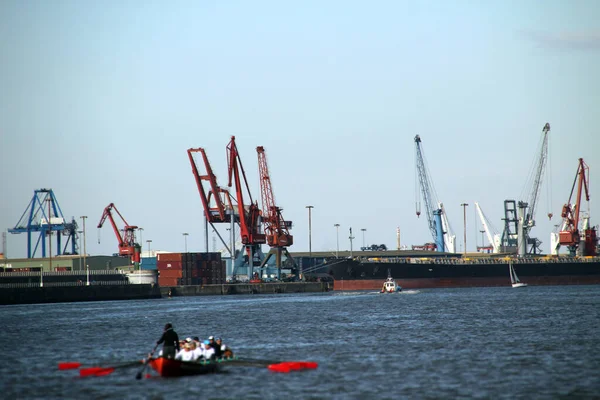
(2, 286, 599, 399)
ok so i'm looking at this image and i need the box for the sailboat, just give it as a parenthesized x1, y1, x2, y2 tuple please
(509, 263, 527, 288)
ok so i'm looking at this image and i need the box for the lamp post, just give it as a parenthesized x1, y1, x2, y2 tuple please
(460, 203, 469, 256)
(306, 206, 314, 259)
(81, 216, 88, 276)
(47, 197, 52, 272)
(146, 240, 152, 255)
(334, 224, 340, 258)
(349, 227, 355, 258)
(138, 227, 143, 246)
(78, 230, 83, 270)
(361, 228, 367, 250)
(182, 232, 189, 253)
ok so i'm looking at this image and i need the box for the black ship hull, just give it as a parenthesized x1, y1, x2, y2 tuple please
(309, 258, 600, 290)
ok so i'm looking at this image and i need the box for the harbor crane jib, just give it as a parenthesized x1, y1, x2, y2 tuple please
(558, 158, 598, 256)
(227, 136, 266, 279)
(475, 202, 501, 253)
(9, 188, 78, 258)
(97, 203, 140, 266)
(414, 135, 455, 252)
(502, 122, 551, 255)
(257, 146, 296, 275)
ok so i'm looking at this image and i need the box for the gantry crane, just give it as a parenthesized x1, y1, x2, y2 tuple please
(256, 146, 296, 275)
(97, 203, 140, 266)
(414, 135, 455, 252)
(558, 158, 598, 256)
(9, 188, 79, 258)
(502, 122, 551, 255)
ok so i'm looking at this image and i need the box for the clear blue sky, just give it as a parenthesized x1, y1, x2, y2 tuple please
(1, 0, 599, 258)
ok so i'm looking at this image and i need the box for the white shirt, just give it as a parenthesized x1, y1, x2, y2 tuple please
(202, 346, 215, 360)
(175, 349, 196, 362)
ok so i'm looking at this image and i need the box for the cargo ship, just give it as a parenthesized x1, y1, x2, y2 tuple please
(294, 251, 600, 290)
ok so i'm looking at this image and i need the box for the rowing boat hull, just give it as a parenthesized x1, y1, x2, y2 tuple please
(149, 357, 220, 377)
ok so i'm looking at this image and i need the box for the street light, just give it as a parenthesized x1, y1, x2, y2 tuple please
(306, 206, 314, 259)
(182, 232, 189, 253)
(349, 227, 355, 258)
(361, 228, 367, 250)
(146, 240, 152, 254)
(334, 224, 340, 258)
(47, 197, 52, 272)
(460, 203, 469, 256)
(77, 230, 83, 270)
(80, 216, 88, 273)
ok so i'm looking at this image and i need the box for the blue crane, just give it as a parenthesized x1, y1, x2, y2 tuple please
(8, 188, 79, 258)
(414, 135, 447, 252)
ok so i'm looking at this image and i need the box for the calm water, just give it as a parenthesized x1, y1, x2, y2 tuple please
(2, 286, 599, 399)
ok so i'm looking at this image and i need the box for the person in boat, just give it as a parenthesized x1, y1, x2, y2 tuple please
(216, 337, 234, 359)
(175, 342, 197, 362)
(156, 323, 180, 359)
(208, 336, 223, 358)
(202, 340, 216, 361)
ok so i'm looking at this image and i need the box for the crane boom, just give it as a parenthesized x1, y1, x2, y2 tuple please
(558, 158, 597, 255)
(187, 148, 234, 223)
(227, 136, 266, 246)
(97, 203, 140, 264)
(523, 122, 551, 228)
(414, 135, 445, 252)
(257, 146, 293, 247)
(475, 202, 500, 253)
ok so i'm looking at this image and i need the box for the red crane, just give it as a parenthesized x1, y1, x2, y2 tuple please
(558, 158, 598, 256)
(257, 146, 296, 271)
(187, 147, 234, 224)
(97, 203, 140, 264)
(227, 136, 266, 247)
(257, 146, 293, 247)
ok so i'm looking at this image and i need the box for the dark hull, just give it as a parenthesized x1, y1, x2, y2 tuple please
(312, 258, 600, 290)
(149, 357, 220, 377)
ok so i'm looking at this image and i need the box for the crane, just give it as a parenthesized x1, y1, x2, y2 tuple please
(9, 188, 79, 258)
(188, 147, 236, 256)
(97, 203, 140, 266)
(502, 123, 551, 255)
(256, 146, 296, 274)
(227, 136, 266, 279)
(558, 158, 598, 256)
(474, 202, 501, 253)
(414, 135, 455, 252)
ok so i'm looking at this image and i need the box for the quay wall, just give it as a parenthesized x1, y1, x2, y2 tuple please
(160, 281, 331, 297)
(0, 284, 161, 305)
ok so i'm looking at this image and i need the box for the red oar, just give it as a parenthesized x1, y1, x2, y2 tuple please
(79, 360, 143, 377)
(58, 362, 81, 370)
(267, 361, 319, 373)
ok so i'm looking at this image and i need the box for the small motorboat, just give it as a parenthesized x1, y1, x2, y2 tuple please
(148, 357, 221, 377)
(380, 269, 401, 293)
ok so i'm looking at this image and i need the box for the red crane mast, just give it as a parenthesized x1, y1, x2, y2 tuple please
(257, 146, 293, 247)
(97, 203, 140, 264)
(187, 148, 234, 223)
(227, 136, 266, 246)
(558, 158, 598, 256)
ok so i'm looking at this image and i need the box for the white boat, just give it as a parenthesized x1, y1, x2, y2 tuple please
(510, 263, 527, 288)
(381, 270, 402, 293)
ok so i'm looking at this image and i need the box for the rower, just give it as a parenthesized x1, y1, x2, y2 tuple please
(156, 323, 180, 359)
(202, 340, 216, 361)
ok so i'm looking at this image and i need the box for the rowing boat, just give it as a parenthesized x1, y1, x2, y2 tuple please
(148, 357, 221, 377)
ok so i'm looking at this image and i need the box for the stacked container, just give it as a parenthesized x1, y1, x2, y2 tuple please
(157, 252, 225, 287)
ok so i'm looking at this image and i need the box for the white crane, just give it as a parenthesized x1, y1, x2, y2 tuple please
(475, 202, 501, 253)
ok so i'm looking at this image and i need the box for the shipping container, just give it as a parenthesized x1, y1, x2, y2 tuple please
(158, 270, 183, 279)
(157, 253, 183, 262)
(158, 277, 179, 287)
(157, 261, 183, 270)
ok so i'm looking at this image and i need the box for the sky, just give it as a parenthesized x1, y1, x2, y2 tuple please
(1, 0, 599, 259)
